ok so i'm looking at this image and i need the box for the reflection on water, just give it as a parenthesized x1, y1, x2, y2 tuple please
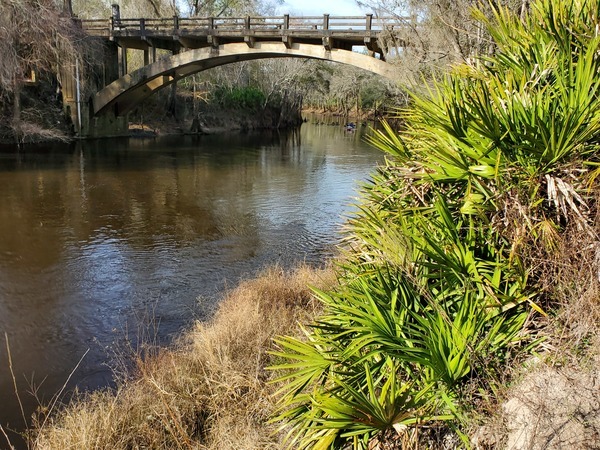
(0, 123, 382, 439)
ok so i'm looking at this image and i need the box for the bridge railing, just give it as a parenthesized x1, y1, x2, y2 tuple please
(81, 15, 406, 36)
(81, 18, 111, 35)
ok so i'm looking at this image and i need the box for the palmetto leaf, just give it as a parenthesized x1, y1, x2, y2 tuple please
(270, 328, 334, 400)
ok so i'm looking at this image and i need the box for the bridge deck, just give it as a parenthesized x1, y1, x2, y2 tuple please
(79, 14, 405, 120)
(82, 15, 406, 52)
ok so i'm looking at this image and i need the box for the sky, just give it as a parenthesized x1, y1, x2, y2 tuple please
(275, 0, 371, 16)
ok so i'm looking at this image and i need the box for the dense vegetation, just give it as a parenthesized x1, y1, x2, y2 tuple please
(0, 0, 84, 142)
(272, 0, 600, 448)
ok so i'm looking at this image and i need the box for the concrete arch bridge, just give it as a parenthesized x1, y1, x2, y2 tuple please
(69, 10, 406, 135)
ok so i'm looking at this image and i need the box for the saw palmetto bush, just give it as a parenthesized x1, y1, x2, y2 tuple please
(272, 0, 600, 448)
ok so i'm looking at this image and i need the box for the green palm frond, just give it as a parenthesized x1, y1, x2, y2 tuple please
(270, 327, 334, 400)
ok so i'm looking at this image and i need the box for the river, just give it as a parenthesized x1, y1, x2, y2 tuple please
(0, 122, 383, 443)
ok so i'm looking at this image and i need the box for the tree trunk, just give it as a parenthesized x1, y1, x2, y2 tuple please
(167, 82, 178, 119)
(63, 0, 73, 15)
(145, 0, 161, 17)
(12, 82, 21, 124)
(12, 82, 22, 143)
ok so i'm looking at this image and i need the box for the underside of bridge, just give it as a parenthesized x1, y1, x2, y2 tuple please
(93, 42, 398, 117)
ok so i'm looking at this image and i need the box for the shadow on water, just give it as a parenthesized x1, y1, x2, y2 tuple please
(0, 123, 382, 448)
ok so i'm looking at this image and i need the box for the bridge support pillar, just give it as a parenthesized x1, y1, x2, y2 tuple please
(144, 43, 157, 64)
(59, 61, 79, 134)
(103, 42, 120, 85)
(207, 35, 219, 49)
(118, 45, 128, 77)
(60, 66, 128, 138)
(59, 39, 128, 138)
(365, 37, 385, 62)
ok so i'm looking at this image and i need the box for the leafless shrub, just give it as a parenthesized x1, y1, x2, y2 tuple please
(0, 0, 89, 142)
(358, 0, 528, 86)
(0, 1, 80, 111)
(16, 122, 71, 144)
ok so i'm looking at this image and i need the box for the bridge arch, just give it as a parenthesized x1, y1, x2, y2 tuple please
(93, 42, 397, 116)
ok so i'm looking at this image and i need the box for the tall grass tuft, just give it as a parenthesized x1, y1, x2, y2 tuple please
(271, 0, 600, 448)
(31, 265, 335, 450)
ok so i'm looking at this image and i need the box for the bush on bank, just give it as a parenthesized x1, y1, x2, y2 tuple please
(272, 0, 600, 448)
(212, 86, 267, 110)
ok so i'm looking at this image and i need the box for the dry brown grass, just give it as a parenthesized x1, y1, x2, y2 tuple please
(31, 264, 335, 450)
(472, 196, 600, 449)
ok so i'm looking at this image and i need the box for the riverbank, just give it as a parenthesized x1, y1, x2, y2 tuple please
(0, 80, 72, 145)
(0, 83, 391, 145)
(25, 265, 335, 449)
(21, 256, 600, 449)
(129, 104, 303, 138)
(0, 78, 306, 144)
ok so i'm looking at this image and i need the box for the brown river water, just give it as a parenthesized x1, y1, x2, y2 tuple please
(0, 122, 383, 444)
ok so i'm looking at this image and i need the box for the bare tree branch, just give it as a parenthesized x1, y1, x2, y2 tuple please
(0, 0, 81, 132)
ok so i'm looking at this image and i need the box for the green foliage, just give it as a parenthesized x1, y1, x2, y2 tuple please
(360, 79, 397, 111)
(212, 86, 266, 109)
(272, 0, 600, 448)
